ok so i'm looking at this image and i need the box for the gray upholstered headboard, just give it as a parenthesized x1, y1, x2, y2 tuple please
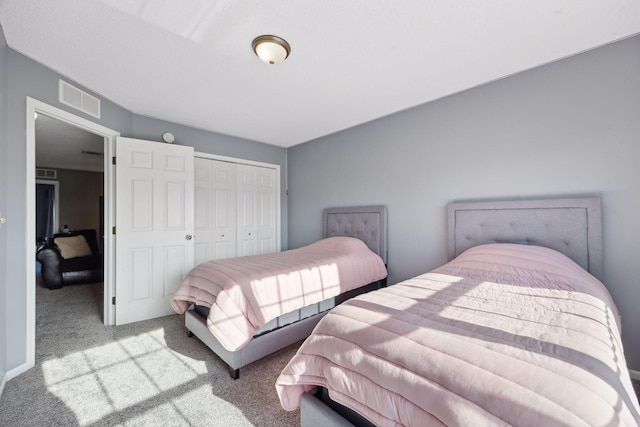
(447, 197, 603, 281)
(323, 205, 387, 264)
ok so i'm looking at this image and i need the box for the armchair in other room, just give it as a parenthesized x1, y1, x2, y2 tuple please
(36, 229, 103, 289)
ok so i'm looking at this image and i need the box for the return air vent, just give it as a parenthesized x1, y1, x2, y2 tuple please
(36, 168, 57, 179)
(59, 80, 101, 119)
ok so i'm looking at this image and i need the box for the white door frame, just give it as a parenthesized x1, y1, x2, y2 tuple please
(194, 151, 281, 253)
(25, 97, 119, 371)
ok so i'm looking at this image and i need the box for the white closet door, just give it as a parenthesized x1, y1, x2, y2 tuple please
(194, 158, 237, 263)
(236, 164, 258, 256)
(115, 137, 194, 325)
(196, 158, 277, 260)
(212, 160, 237, 259)
(194, 158, 213, 265)
(257, 166, 277, 254)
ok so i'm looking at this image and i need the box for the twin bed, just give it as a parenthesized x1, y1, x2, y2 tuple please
(172, 197, 640, 426)
(171, 205, 388, 379)
(276, 197, 640, 426)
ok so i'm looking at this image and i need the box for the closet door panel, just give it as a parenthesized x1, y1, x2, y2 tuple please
(257, 167, 277, 254)
(237, 164, 258, 256)
(194, 158, 237, 262)
(194, 158, 213, 265)
(213, 161, 237, 259)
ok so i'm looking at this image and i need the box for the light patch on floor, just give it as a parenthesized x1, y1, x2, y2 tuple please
(0, 282, 299, 426)
(42, 328, 210, 425)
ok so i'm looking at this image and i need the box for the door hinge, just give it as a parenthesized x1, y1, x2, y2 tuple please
(112, 156, 116, 165)
(112, 296, 116, 305)
(112, 226, 116, 235)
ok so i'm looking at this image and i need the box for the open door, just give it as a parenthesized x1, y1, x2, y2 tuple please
(115, 137, 194, 325)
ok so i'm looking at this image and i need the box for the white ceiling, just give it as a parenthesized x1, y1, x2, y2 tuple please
(35, 114, 105, 172)
(2, 1, 640, 148)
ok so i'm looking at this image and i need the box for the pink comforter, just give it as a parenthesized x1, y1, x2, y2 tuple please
(276, 244, 640, 427)
(171, 236, 387, 351)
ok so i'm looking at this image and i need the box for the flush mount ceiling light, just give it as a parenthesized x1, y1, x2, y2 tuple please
(252, 35, 291, 65)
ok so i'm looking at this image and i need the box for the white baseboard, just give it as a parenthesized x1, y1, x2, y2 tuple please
(1, 361, 35, 399)
(629, 369, 640, 381)
(0, 371, 7, 399)
(6, 361, 33, 382)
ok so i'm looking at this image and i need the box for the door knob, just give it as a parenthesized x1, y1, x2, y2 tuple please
(185, 234, 193, 240)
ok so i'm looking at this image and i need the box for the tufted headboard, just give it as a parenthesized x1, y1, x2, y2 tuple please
(447, 197, 603, 281)
(323, 205, 387, 264)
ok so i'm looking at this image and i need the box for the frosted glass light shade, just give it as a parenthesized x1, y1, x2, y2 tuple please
(252, 35, 290, 65)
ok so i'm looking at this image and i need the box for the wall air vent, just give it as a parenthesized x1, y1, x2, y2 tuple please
(59, 80, 101, 119)
(36, 168, 57, 179)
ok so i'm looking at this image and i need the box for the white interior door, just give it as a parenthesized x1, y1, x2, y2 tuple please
(115, 137, 194, 325)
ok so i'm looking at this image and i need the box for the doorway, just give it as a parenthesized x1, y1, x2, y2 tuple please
(35, 115, 105, 298)
(23, 97, 120, 374)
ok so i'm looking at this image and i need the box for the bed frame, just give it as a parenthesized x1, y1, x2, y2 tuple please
(300, 196, 603, 426)
(185, 205, 388, 379)
(447, 197, 603, 281)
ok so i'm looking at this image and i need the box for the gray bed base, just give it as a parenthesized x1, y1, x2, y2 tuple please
(301, 197, 604, 427)
(185, 205, 388, 379)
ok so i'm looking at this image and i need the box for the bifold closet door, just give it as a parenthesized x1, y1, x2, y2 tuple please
(194, 158, 237, 264)
(236, 164, 258, 256)
(237, 164, 277, 256)
(256, 166, 277, 254)
(194, 158, 278, 261)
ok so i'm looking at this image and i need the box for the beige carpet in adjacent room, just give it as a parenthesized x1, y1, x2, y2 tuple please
(0, 282, 301, 426)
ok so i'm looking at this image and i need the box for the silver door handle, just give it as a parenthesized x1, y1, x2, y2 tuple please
(185, 234, 193, 240)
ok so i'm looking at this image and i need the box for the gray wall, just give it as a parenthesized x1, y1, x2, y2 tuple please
(288, 35, 640, 370)
(1, 45, 287, 375)
(53, 169, 104, 236)
(3, 48, 132, 372)
(0, 23, 8, 387)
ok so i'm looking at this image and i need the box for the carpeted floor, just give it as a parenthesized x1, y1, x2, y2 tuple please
(0, 282, 302, 426)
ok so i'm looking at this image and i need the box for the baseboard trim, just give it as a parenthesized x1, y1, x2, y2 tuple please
(629, 369, 640, 381)
(0, 371, 7, 399)
(6, 361, 34, 382)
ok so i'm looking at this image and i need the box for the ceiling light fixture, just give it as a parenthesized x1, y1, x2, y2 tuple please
(252, 35, 291, 65)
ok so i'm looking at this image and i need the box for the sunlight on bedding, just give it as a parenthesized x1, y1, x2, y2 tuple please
(249, 263, 340, 314)
(42, 328, 209, 425)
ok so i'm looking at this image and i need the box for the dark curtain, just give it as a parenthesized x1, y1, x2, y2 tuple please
(36, 183, 55, 242)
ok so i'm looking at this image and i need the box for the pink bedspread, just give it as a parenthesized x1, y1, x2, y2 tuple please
(276, 244, 640, 426)
(171, 236, 387, 351)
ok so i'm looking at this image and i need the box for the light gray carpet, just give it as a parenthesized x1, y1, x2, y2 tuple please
(0, 282, 302, 426)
